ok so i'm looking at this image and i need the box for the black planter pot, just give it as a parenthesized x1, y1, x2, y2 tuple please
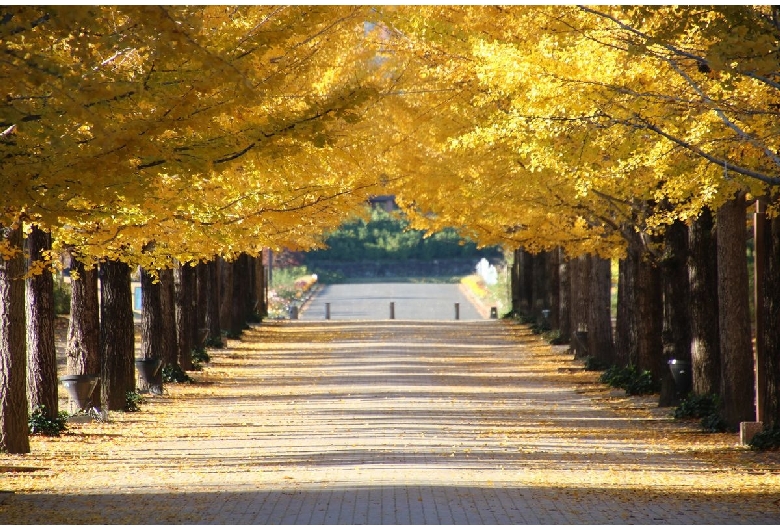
(59, 374, 100, 411)
(135, 358, 163, 381)
(668, 359, 692, 398)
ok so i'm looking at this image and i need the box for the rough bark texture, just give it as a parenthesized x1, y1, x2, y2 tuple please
(194, 262, 208, 349)
(160, 268, 178, 368)
(557, 251, 571, 343)
(716, 194, 755, 429)
(660, 221, 692, 406)
(66, 257, 101, 407)
(615, 246, 639, 367)
(230, 254, 250, 337)
(100, 260, 135, 411)
(219, 257, 233, 336)
(205, 260, 223, 347)
(570, 255, 590, 358)
(760, 209, 780, 425)
(588, 255, 615, 364)
(546, 250, 560, 330)
(25, 226, 58, 420)
(0, 225, 30, 454)
(174, 263, 195, 371)
(522, 251, 534, 315)
(688, 207, 721, 396)
(511, 249, 521, 315)
(635, 245, 663, 378)
(140, 268, 164, 394)
(256, 255, 267, 319)
(531, 251, 548, 319)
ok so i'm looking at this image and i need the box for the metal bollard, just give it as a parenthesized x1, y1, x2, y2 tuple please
(390, 302, 395, 320)
(454, 303, 460, 320)
(490, 307, 498, 319)
(325, 302, 331, 320)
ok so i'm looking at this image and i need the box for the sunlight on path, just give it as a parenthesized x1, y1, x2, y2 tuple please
(1, 320, 779, 523)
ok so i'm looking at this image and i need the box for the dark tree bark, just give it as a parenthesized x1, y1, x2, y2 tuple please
(194, 261, 208, 349)
(659, 220, 692, 406)
(66, 256, 101, 408)
(634, 239, 664, 378)
(548, 249, 560, 330)
(759, 204, 780, 425)
(140, 268, 164, 394)
(100, 260, 135, 411)
(532, 251, 549, 320)
(522, 250, 534, 315)
(257, 254, 267, 319)
(588, 255, 615, 364)
(716, 193, 755, 429)
(160, 268, 178, 368)
(230, 254, 251, 337)
(219, 257, 233, 336)
(25, 226, 57, 420)
(689, 207, 721, 396)
(558, 250, 571, 343)
(615, 244, 639, 367)
(0, 225, 30, 454)
(570, 255, 590, 358)
(511, 249, 521, 315)
(174, 263, 195, 371)
(205, 259, 223, 347)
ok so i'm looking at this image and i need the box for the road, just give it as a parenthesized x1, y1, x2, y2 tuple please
(299, 282, 487, 320)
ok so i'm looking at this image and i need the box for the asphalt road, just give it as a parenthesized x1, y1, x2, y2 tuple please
(299, 283, 486, 321)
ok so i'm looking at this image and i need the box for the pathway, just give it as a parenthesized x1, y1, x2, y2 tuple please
(299, 282, 487, 320)
(1, 318, 779, 523)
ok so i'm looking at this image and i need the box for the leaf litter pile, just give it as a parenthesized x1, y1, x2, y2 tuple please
(1, 320, 779, 523)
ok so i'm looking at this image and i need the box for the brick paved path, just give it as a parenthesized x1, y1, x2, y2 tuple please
(2, 320, 779, 524)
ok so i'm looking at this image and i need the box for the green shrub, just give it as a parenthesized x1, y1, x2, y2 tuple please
(162, 364, 193, 383)
(749, 426, 780, 451)
(599, 364, 660, 396)
(53, 281, 71, 315)
(191, 347, 210, 371)
(700, 413, 728, 433)
(674, 394, 720, 419)
(125, 390, 145, 412)
(583, 356, 609, 371)
(28, 405, 68, 436)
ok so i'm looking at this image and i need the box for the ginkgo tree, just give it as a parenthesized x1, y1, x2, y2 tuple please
(371, 5, 780, 428)
(1, 5, 392, 453)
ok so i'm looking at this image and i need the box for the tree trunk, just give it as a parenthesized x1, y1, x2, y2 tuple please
(25, 226, 58, 420)
(588, 255, 615, 364)
(717, 193, 755, 429)
(0, 224, 29, 454)
(256, 254, 267, 319)
(558, 251, 571, 343)
(205, 259, 223, 347)
(511, 249, 521, 315)
(635, 241, 663, 378)
(66, 256, 101, 409)
(174, 263, 194, 371)
(759, 206, 780, 425)
(230, 254, 250, 337)
(570, 255, 590, 358)
(615, 244, 639, 367)
(140, 268, 164, 394)
(534, 251, 551, 321)
(100, 260, 135, 411)
(193, 261, 208, 350)
(547, 250, 560, 330)
(219, 257, 233, 336)
(660, 220, 692, 406)
(522, 250, 534, 316)
(160, 268, 178, 369)
(689, 206, 721, 396)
